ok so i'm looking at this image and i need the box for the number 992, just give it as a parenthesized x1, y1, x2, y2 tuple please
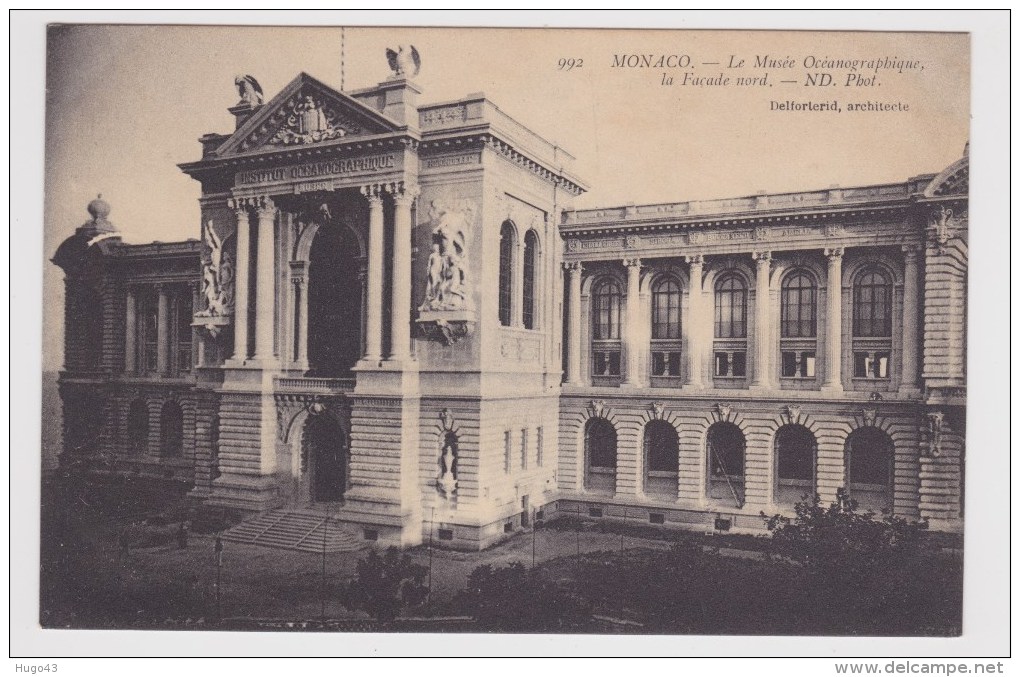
(557, 58, 583, 71)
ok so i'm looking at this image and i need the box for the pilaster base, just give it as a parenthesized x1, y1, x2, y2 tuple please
(206, 473, 283, 512)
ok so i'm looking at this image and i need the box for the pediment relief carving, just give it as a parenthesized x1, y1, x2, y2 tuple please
(215, 75, 398, 157)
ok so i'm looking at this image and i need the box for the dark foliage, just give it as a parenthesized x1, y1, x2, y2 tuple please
(761, 489, 961, 635)
(453, 561, 592, 632)
(340, 548, 428, 622)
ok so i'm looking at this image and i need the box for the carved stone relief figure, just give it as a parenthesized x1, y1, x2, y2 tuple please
(198, 220, 234, 317)
(419, 199, 476, 312)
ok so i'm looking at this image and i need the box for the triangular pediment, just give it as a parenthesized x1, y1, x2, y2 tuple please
(214, 73, 402, 157)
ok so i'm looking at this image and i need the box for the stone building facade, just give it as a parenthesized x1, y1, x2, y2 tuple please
(53, 68, 967, 549)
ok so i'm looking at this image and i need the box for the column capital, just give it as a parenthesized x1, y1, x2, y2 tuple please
(623, 257, 642, 269)
(563, 261, 583, 273)
(254, 195, 277, 217)
(901, 243, 923, 258)
(227, 198, 248, 214)
(752, 250, 772, 264)
(360, 183, 384, 202)
(685, 254, 705, 266)
(388, 182, 420, 205)
(824, 247, 844, 260)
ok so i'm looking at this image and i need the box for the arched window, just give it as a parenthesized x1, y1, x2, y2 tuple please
(591, 279, 622, 380)
(780, 271, 818, 379)
(159, 401, 184, 458)
(781, 271, 817, 338)
(853, 269, 892, 337)
(651, 277, 682, 378)
(845, 427, 894, 512)
(584, 418, 617, 493)
(643, 420, 679, 496)
(775, 424, 817, 505)
(498, 221, 515, 327)
(706, 422, 745, 507)
(523, 230, 539, 330)
(852, 267, 893, 380)
(713, 274, 747, 378)
(126, 399, 149, 455)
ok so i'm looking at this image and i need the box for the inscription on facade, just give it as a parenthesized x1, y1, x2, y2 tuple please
(424, 154, 481, 169)
(236, 154, 397, 186)
(421, 105, 467, 127)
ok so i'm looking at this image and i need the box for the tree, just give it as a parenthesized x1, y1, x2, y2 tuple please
(340, 548, 427, 623)
(762, 489, 957, 635)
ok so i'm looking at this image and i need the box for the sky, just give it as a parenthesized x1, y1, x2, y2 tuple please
(40, 23, 970, 370)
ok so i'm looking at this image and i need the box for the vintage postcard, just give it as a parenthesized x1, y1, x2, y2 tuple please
(13, 13, 1008, 663)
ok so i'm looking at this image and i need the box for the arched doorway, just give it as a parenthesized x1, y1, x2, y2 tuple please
(845, 427, 894, 513)
(301, 414, 348, 502)
(584, 418, 617, 494)
(706, 422, 745, 507)
(775, 424, 816, 506)
(307, 223, 362, 376)
(643, 420, 679, 498)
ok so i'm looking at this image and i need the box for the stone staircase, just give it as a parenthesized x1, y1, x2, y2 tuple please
(220, 508, 365, 553)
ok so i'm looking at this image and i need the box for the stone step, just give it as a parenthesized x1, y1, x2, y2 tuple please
(220, 508, 366, 553)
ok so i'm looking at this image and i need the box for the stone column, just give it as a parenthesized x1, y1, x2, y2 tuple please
(684, 255, 704, 388)
(253, 197, 277, 362)
(622, 258, 643, 387)
(362, 185, 385, 363)
(564, 262, 582, 385)
(124, 287, 137, 374)
(156, 285, 169, 375)
(389, 184, 418, 363)
(750, 251, 773, 388)
(230, 201, 250, 362)
(293, 275, 309, 366)
(822, 247, 844, 391)
(900, 244, 921, 392)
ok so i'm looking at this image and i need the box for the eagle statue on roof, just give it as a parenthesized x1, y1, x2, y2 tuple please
(234, 74, 264, 106)
(386, 45, 421, 78)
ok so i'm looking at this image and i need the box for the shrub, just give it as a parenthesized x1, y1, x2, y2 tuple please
(340, 548, 428, 622)
(762, 489, 960, 635)
(455, 562, 592, 632)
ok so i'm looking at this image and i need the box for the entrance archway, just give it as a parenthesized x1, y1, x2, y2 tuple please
(307, 222, 362, 376)
(301, 414, 348, 503)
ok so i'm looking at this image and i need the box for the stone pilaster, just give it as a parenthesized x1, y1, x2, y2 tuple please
(564, 262, 582, 385)
(900, 244, 922, 393)
(156, 284, 169, 375)
(229, 201, 250, 363)
(822, 247, 844, 392)
(124, 287, 136, 373)
(622, 258, 642, 387)
(253, 196, 277, 362)
(362, 185, 385, 364)
(388, 183, 419, 364)
(292, 272, 308, 367)
(750, 251, 773, 389)
(684, 254, 704, 389)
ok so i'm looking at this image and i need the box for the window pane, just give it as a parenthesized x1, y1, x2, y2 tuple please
(523, 231, 537, 329)
(715, 275, 746, 338)
(498, 223, 514, 326)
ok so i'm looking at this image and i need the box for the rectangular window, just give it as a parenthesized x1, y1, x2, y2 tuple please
(141, 294, 158, 374)
(504, 430, 512, 474)
(715, 351, 746, 377)
(854, 351, 891, 379)
(782, 351, 816, 378)
(520, 428, 528, 470)
(536, 426, 543, 467)
(438, 529, 454, 541)
(651, 351, 682, 377)
(593, 351, 621, 376)
(172, 292, 193, 375)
